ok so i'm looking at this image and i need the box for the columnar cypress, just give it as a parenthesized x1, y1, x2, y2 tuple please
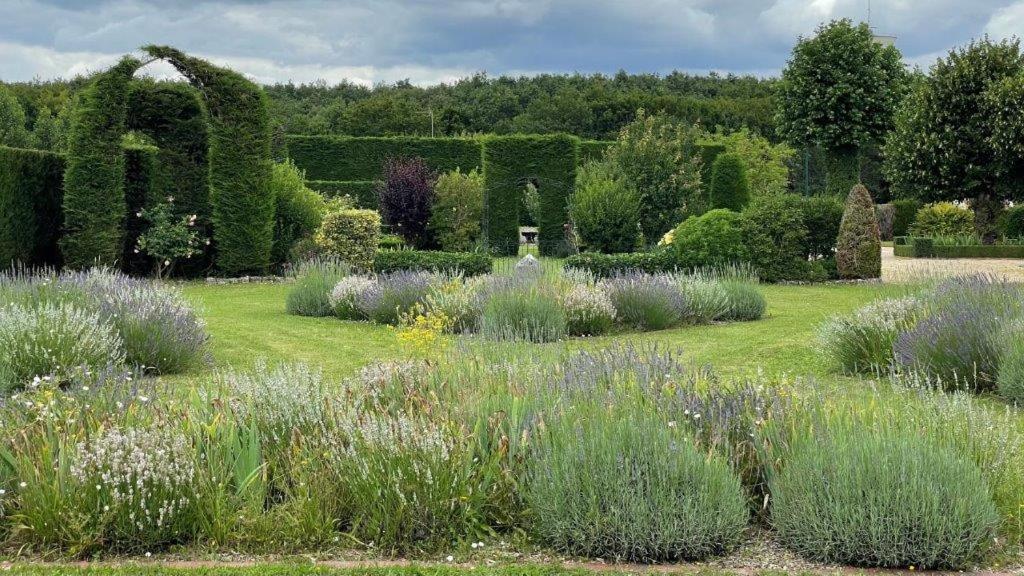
(709, 153, 750, 211)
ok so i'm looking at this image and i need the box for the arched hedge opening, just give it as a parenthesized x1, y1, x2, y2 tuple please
(59, 47, 273, 276)
(143, 45, 274, 275)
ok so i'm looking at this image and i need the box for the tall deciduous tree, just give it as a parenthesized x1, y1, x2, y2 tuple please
(884, 38, 1024, 241)
(0, 84, 31, 148)
(777, 19, 907, 196)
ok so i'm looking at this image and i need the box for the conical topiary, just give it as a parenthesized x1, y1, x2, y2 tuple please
(709, 153, 750, 211)
(836, 184, 881, 279)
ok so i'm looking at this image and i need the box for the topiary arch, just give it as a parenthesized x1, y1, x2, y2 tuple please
(60, 46, 274, 275)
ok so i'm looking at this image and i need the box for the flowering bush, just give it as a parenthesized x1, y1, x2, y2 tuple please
(818, 295, 925, 374)
(561, 283, 616, 336)
(355, 270, 439, 325)
(72, 426, 196, 550)
(0, 301, 124, 393)
(600, 272, 686, 331)
(286, 256, 351, 317)
(329, 275, 375, 320)
(66, 269, 208, 374)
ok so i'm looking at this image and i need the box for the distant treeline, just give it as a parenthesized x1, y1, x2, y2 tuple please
(3, 71, 778, 143)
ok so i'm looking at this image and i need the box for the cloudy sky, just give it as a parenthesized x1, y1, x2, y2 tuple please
(1, 0, 1022, 86)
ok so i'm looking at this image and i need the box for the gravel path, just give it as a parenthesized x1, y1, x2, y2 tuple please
(882, 246, 1024, 282)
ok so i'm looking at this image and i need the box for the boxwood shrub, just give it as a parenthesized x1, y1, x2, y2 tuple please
(314, 209, 380, 272)
(669, 209, 747, 269)
(373, 250, 492, 276)
(563, 251, 673, 278)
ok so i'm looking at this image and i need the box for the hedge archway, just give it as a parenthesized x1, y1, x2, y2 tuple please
(61, 47, 274, 275)
(142, 45, 274, 275)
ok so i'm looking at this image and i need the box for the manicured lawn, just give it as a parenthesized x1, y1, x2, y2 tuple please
(178, 281, 893, 380)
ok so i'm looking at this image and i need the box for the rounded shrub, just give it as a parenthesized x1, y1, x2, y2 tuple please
(709, 153, 750, 211)
(741, 194, 810, 282)
(1000, 205, 1024, 240)
(600, 272, 686, 331)
(909, 202, 975, 238)
(529, 408, 748, 562)
(718, 279, 767, 321)
(314, 209, 380, 272)
(285, 257, 351, 317)
(569, 160, 643, 253)
(0, 301, 125, 393)
(771, 428, 998, 569)
(836, 184, 881, 279)
(669, 209, 748, 270)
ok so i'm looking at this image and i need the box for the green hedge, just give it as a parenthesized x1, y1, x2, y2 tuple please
(483, 134, 578, 257)
(145, 46, 275, 276)
(0, 146, 65, 267)
(61, 56, 139, 269)
(121, 145, 162, 275)
(894, 237, 1024, 259)
(373, 249, 492, 276)
(287, 135, 483, 181)
(563, 251, 674, 277)
(308, 180, 379, 207)
(578, 140, 613, 163)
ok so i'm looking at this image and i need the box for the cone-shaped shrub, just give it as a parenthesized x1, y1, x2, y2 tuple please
(836, 184, 880, 279)
(709, 153, 750, 211)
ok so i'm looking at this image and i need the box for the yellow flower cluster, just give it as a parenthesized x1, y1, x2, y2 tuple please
(395, 310, 452, 358)
(658, 228, 675, 246)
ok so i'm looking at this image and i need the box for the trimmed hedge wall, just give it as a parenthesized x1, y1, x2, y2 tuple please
(0, 146, 65, 267)
(287, 136, 483, 181)
(61, 56, 140, 269)
(563, 251, 674, 277)
(578, 140, 613, 163)
(308, 180, 379, 207)
(894, 237, 1024, 259)
(483, 134, 578, 257)
(373, 250, 492, 276)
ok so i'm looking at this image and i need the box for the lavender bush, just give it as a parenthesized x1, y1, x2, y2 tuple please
(600, 272, 686, 330)
(355, 270, 439, 324)
(0, 301, 125, 393)
(894, 275, 1024, 390)
(66, 269, 208, 374)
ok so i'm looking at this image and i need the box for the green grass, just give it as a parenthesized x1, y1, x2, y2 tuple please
(177, 281, 889, 381)
(0, 565, 825, 576)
